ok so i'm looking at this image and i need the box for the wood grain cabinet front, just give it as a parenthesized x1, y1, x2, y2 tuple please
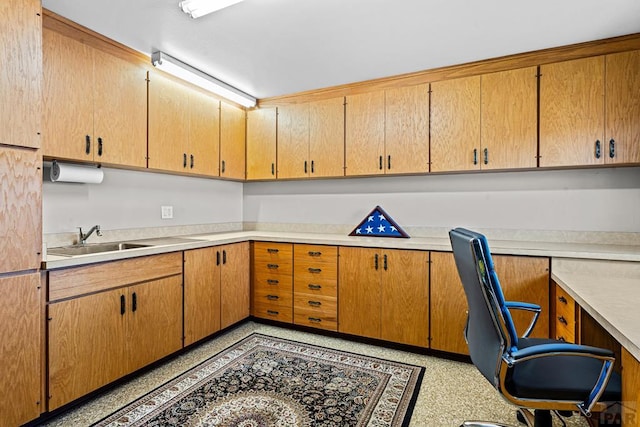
(246, 108, 277, 180)
(43, 28, 147, 167)
(293, 244, 338, 331)
(252, 242, 293, 322)
(338, 247, 429, 347)
(47, 253, 183, 410)
(220, 102, 247, 180)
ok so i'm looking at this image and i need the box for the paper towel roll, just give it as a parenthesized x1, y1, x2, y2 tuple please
(50, 161, 104, 184)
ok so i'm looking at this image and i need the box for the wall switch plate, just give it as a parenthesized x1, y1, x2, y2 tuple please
(161, 205, 173, 219)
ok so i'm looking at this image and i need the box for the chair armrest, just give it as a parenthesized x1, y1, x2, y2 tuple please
(504, 301, 541, 338)
(505, 342, 616, 417)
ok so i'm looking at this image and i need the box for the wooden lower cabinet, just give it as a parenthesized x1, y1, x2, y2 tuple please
(622, 349, 640, 427)
(220, 243, 250, 329)
(252, 242, 293, 322)
(338, 247, 429, 347)
(0, 273, 41, 426)
(430, 252, 549, 355)
(47, 254, 183, 410)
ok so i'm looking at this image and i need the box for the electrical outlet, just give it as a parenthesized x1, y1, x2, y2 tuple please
(161, 205, 173, 219)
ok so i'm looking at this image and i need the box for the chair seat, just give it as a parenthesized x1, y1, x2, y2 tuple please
(506, 338, 622, 403)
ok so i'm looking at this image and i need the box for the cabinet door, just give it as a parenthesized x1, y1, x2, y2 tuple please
(246, 108, 277, 180)
(481, 67, 537, 169)
(338, 247, 381, 339)
(220, 102, 246, 180)
(605, 50, 640, 164)
(345, 91, 385, 176)
(148, 72, 189, 172)
(188, 89, 220, 176)
(0, 0, 41, 149)
(540, 56, 605, 167)
(309, 97, 345, 178)
(277, 103, 309, 179)
(184, 247, 220, 346)
(0, 273, 41, 425)
(431, 76, 481, 172)
(0, 147, 41, 273)
(381, 250, 429, 347)
(221, 242, 250, 329)
(385, 84, 429, 174)
(622, 349, 640, 426)
(42, 29, 94, 160)
(93, 49, 147, 168)
(48, 288, 127, 410)
(127, 276, 183, 373)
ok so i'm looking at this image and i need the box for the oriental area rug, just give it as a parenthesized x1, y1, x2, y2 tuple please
(92, 333, 424, 427)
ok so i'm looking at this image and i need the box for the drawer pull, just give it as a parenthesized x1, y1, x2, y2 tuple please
(308, 251, 322, 257)
(308, 268, 322, 274)
(266, 310, 279, 316)
(308, 300, 322, 307)
(267, 248, 279, 254)
(558, 295, 567, 304)
(266, 294, 279, 301)
(308, 284, 322, 290)
(267, 279, 280, 285)
(267, 263, 279, 269)
(308, 317, 322, 323)
(558, 315, 568, 326)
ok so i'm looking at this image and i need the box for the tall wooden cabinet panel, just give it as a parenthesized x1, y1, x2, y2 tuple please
(481, 67, 538, 170)
(622, 349, 640, 426)
(385, 84, 430, 174)
(277, 103, 310, 179)
(0, 0, 41, 149)
(0, 147, 42, 273)
(431, 76, 481, 172)
(252, 242, 293, 322)
(246, 108, 277, 180)
(220, 242, 250, 329)
(605, 50, 640, 164)
(430, 252, 549, 355)
(309, 97, 345, 178)
(220, 102, 246, 180)
(188, 89, 220, 176)
(0, 273, 41, 426)
(184, 247, 220, 346)
(43, 29, 147, 166)
(345, 91, 385, 176)
(338, 247, 429, 347)
(540, 56, 605, 167)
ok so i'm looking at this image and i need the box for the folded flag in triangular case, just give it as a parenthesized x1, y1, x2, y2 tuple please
(349, 205, 409, 238)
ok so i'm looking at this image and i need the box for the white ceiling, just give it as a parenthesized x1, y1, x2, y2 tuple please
(42, 0, 640, 100)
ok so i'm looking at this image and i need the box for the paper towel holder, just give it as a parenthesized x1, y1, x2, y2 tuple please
(48, 160, 104, 184)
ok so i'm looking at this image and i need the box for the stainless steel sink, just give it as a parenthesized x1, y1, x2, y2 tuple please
(48, 242, 152, 257)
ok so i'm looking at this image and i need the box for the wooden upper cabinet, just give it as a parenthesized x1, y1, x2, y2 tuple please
(246, 108, 277, 180)
(431, 76, 481, 172)
(385, 84, 429, 174)
(0, 0, 41, 149)
(148, 72, 189, 173)
(277, 103, 310, 179)
(43, 28, 147, 167)
(605, 50, 640, 164)
(220, 102, 246, 180)
(540, 56, 605, 167)
(0, 147, 41, 274)
(188, 89, 220, 176)
(345, 91, 385, 176)
(309, 97, 345, 178)
(481, 67, 538, 170)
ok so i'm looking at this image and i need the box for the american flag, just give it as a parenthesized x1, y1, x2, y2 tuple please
(349, 205, 409, 238)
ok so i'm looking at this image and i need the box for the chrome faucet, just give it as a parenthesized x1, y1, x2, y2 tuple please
(78, 225, 102, 245)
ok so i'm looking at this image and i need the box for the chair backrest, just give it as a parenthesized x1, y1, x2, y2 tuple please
(448, 228, 513, 386)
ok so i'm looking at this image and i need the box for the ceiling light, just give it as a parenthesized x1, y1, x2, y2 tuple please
(179, 0, 244, 19)
(151, 51, 256, 108)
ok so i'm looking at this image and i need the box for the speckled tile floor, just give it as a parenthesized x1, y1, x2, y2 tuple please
(39, 321, 589, 427)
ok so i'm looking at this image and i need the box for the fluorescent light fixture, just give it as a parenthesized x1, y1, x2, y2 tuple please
(179, 0, 244, 19)
(152, 51, 256, 108)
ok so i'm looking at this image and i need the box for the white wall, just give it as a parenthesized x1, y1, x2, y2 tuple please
(243, 167, 640, 233)
(43, 167, 243, 234)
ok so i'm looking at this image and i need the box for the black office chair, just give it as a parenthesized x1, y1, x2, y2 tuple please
(448, 227, 621, 427)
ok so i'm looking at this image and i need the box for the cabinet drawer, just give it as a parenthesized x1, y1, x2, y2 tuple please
(294, 262, 337, 282)
(555, 320, 576, 343)
(253, 242, 293, 267)
(254, 272, 293, 292)
(253, 301, 293, 323)
(254, 288, 292, 305)
(294, 294, 336, 313)
(555, 286, 576, 320)
(294, 244, 337, 265)
(294, 309, 337, 331)
(293, 276, 337, 297)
